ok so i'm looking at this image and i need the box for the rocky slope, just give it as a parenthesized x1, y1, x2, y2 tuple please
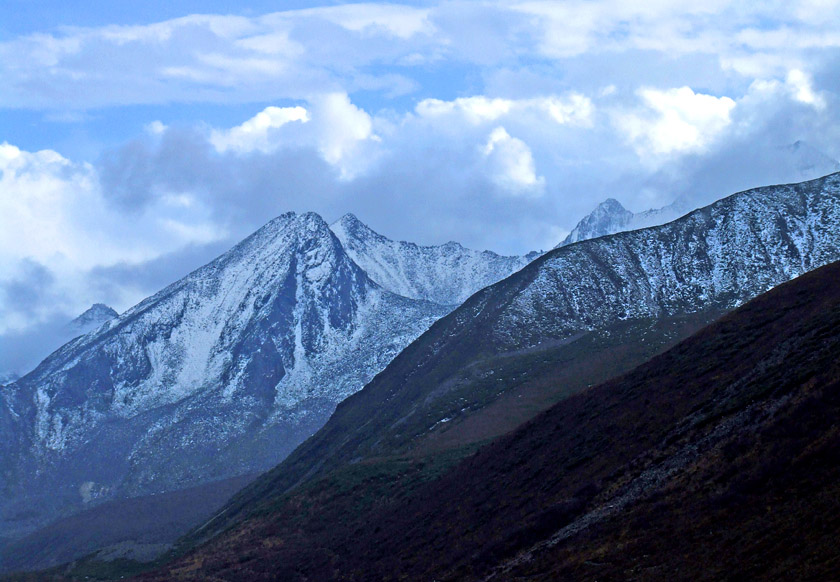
(0, 212, 450, 545)
(331, 213, 536, 305)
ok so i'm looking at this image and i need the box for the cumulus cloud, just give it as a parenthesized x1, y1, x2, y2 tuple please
(0, 141, 227, 334)
(210, 106, 309, 153)
(481, 127, 545, 195)
(415, 94, 593, 127)
(615, 87, 737, 158)
(309, 93, 378, 176)
(207, 94, 377, 178)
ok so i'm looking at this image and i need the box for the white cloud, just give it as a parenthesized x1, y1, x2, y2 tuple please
(416, 97, 514, 124)
(145, 120, 168, 135)
(415, 94, 593, 127)
(235, 30, 303, 56)
(0, 142, 226, 333)
(309, 93, 377, 174)
(615, 86, 736, 157)
(210, 106, 309, 153)
(786, 69, 826, 109)
(481, 127, 545, 195)
(207, 94, 378, 178)
(294, 4, 435, 39)
(747, 68, 828, 111)
(1, 1, 839, 111)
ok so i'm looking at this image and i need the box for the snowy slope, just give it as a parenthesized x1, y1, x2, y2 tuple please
(503, 173, 840, 348)
(0, 212, 447, 538)
(237, 173, 840, 503)
(332, 213, 536, 305)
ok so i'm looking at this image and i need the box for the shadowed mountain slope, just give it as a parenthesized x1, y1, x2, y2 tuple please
(141, 259, 840, 581)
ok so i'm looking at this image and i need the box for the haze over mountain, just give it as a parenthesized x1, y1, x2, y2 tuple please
(0, 212, 534, 554)
(0, 304, 118, 389)
(65, 304, 118, 337)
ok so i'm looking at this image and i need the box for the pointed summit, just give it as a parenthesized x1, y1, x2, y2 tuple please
(559, 198, 634, 247)
(68, 303, 118, 334)
(559, 197, 688, 247)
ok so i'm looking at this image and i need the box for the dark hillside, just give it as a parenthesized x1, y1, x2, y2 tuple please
(142, 260, 840, 581)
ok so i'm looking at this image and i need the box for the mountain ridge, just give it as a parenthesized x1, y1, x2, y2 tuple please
(0, 209, 541, 569)
(136, 254, 840, 581)
(331, 213, 534, 305)
(197, 172, 840, 540)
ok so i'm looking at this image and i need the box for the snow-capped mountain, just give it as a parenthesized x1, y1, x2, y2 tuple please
(331, 213, 536, 305)
(65, 303, 118, 338)
(0, 212, 450, 537)
(241, 173, 840, 500)
(786, 140, 840, 180)
(0, 372, 19, 386)
(557, 198, 685, 247)
(502, 173, 840, 347)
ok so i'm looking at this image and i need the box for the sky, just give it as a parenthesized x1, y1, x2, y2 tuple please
(2, 0, 840, 375)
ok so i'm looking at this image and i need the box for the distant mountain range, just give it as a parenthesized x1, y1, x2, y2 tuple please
(0, 213, 531, 554)
(0, 304, 118, 387)
(557, 197, 684, 247)
(65, 304, 118, 337)
(333, 213, 537, 305)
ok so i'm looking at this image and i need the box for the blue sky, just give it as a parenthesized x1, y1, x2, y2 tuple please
(2, 0, 840, 374)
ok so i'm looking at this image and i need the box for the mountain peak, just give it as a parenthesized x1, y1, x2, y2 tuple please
(332, 212, 380, 242)
(598, 198, 626, 212)
(2, 210, 449, 538)
(67, 303, 118, 335)
(559, 197, 635, 247)
(337, 212, 362, 226)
